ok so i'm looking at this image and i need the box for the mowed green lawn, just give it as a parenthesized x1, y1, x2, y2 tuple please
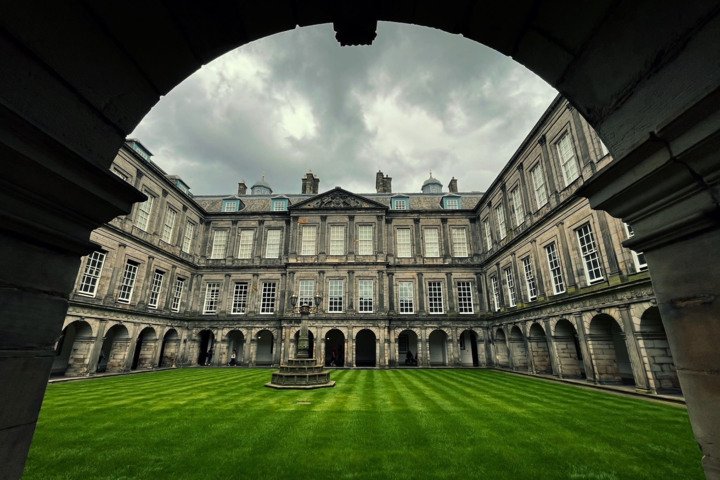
(25, 369, 702, 480)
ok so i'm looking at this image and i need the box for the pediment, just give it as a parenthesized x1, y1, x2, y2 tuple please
(291, 188, 387, 211)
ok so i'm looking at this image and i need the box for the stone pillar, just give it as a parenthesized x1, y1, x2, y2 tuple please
(445, 272, 455, 313)
(476, 273, 488, 312)
(348, 215, 355, 255)
(85, 320, 108, 374)
(387, 272, 395, 314)
(377, 271, 385, 313)
(289, 217, 298, 255)
(543, 319, 562, 377)
(376, 215, 384, 255)
(413, 218, 422, 259)
(530, 240, 547, 296)
(122, 324, 140, 371)
(516, 163, 532, 224)
(253, 220, 265, 260)
(347, 270, 354, 312)
(346, 326, 354, 367)
(574, 313, 597, 383)
(227, 220, 239, 260)
(220, 273, 231, 314)
(386, 218, 395, 257)
(102, 243, 127, 304)
(537, 135, 559, 198)
(619, 305, 653, 393)
(318, 215, 327, 255)
(417, 272, 425, 314)
(441, 218, 451, 258)
(555, 222, 577, 289)
(163, 265, 178, 311)
(469, 218, 481, 257)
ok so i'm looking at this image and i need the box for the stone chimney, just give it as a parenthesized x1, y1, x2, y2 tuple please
(376, 170, 392, 193)
(448, 177, 458, 193)
(237, 181, 247, 196)
(301, 172, 320, 194)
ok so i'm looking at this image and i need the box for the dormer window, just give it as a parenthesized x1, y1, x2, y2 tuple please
(442, 196, 461, 209)
(222, 199, 240, 212)
(272, 198, 289, 212)
(391, 196, 409, 210)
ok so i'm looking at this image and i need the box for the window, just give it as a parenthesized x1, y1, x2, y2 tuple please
(495, 204, 507, 239)
(545, 242, 566, 294)
(300, 225, 317, 256)
(510, 187, 524, 227)
(398, 281, 414, 314)
(222, 199, 240, 212)
(260, 282, 277, 314)
(391, 197, 409, 210)
(181, 221, 195, 253)
(576, 223, 604, 283)
(443, 196, 461, 209)
(625, 223, 648, 272)
(490, 275, 501, 312)
(457, 281, 474, 314)
(135, 190, 155, 231)
(170, 277, 185, 312)
(503, 267, 517, 307)
(147, 270, 164, 309)
(328, 279, 344, 313)
(117, 260, 139, 303)
(450, 228, 468, 257)
(357, 225, 374, 255)
(161, 208, 177, 244)
(298, 280, 315, 307)
(423, 228, 440, 257)
(427, 281, 444, 313)
(272, 198, 288, 211)
(264, 229, 281, 258)
(530, 163, 548, 209)
(78, 251, 106, 297)
(521, 256, 538, 301)
(112, 167, 129, 181)
(358, 279, 374, 313)
(237, 229, 254, 259)
(329, 225, 345, 255)
(203, 282, 221, 314)
(231, 282, 249, 314)
(556, 132, 579, 186)
(210, 230, 228, 259)
(396, 228, 412, 258)
(482, 217, 492, 251)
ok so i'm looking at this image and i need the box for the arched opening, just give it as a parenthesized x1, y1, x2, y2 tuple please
(158, 329, 180, 368)
(398, 330, 419, 367)
(293, 330, 314, 359)
(554, 319, 585, 379)
(494, 329, 509, 368)
(52, 320, 94, 377)
(324, 329, 345, 367)
(226, 330, 245, 366)
(528, 323, 553, 375)
(428, 330, 448, 366)
(96, 324, 130, 374)
(131, 327, 158, 370)
(588, 314, 635, 385)
(639, 307, 681, 393)
(197, 330, 215, 366)
(355, 329, 376, 367)
(255, 330, 274, 366)
(459, 330, 479, 367)
(509, 326, 528, 371)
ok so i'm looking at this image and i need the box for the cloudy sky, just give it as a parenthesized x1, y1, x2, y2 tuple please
(130, 22, 557, 196)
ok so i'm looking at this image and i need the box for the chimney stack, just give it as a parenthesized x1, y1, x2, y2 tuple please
(237, 181, 247, 196)
(375, 170, 392, 193)
(301, 172, 319, 194)
(448, 177, 458, 193)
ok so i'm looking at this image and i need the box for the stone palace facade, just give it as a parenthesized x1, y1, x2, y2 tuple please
(53, 96, 679, 395)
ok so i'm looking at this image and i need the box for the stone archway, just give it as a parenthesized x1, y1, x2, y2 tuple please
(96, 324, 130, 374)
(588, 314, 635, 386)
(324, 329, 345, 367)
(528, 323, 553, 375)
(553, 319, 585, 379)
(459, 330, 480, 367)
(197, 330, 215, 366)
(255, 330, 274, 366)
(508, 326, 528, 371)
(494, 329, 510, 368)
(355, 329, 376, 367)
(398, 329, 419, 367)
(52, 320, 94, 377)
(226, 330, 245, 366)
(639, 307, 681, 393)
(131, 327, 158, 370)
(428, 330, 448, 366)
(159, 329, 180, 368)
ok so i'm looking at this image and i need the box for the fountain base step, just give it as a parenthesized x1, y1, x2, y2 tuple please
(266, 357, 335, 390)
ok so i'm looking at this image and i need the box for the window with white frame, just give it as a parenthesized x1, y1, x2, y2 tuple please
(117, 260, 139, 303)
(510, 187, 524, 227)
(298, 279, 315, 307)
(203, 282, 221, 314)
(398, 281, 414, 314)
(329, 225, 345, 255)
(450, 228, 468, 257)
(556, 131, 579, 186)
(503, 267, 517, 307)
(210, 230, 228, 259)
(231, 282, 249, 314)
(264, 229, 281, 258)
(300, 225, 317, 256)
(271, 198, 288, 211)
(358, 279, 374, 313)
(78, 251, 106, 297)
(181, 221, 195, 253)
(521, 256, 538, 301)
(443, 197, 461, 209)
(576, 223, 604, 283)
(530, 163, 548, 209)
(545, 242, 566, 294)
(427, 281, 444, 314)
(624, 223, 648, 272)
(328, 279, 344, 313)
(357, 225, 374, 255)
(135, 190, 155, 231)
(160, 208, 177, 244)
(396, 228, 412, 258)
(456, 281, 473, 314)
(222, 199, 240, 212)
(391, 197, 409, 210)
(482, 217, 492, 251)
(423, 228, 440, 257)
(147, 270, 164, 309)
(170, 277, 185, 312)
(237, 229, 254, 259)
(490, 275, 501, 312)
(495, 204, 507, 239)
(260, 282, 277, 314)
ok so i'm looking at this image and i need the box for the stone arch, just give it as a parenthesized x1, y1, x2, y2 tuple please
(159, 329, 180, 368)
(255, 329, 274, 366)
(397, 329, 419, 367)
(197, 329, 215, 366)
(588, 314, 634, 385)
(226, 330, 245, 366)
(324, 329, 345, 367)
(528, 323, 553, 375)
(293, 329, 315, 359)
(508, 325, 528, 371)
(428, 329, 448, 366)
(355, 329, 376, 367)
(639, 307, 680, 392)
(494, 328, 509, 368)
(553, 319, 585, 379)
(131, 326, 158, 370)
(52, 320, 94, 377)
(458, 329, 480, 367)
(96, 324, 130, 373)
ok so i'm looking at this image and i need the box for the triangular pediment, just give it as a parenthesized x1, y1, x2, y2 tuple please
(291, 187, 387, 211)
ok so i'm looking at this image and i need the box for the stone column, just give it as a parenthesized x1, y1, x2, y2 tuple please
(122, 324, 140, 371)
(318, 215, 327, 255)
(347, 215, 355, 255)
(248, 274, 259, 314)
(85, 320, 108, 374)
(102, 243, 127, 304)
(516, 162, 532, 224)
(376, 215, 384, 254)
(253, 220, 265, 261)
(523, 324, 536, 374)
(286, 271, 296, 313)
(476, 273, 488, 312)
(377, 271, 385, 314)
(543, 319, 562, 378)
(227, 220, 239, 260)
(530, 240, 547, 296)
(469, 218, 481, 257)
(163, 265, 178, 311)
(595, 211, 622, 277)
(537, 135, 559, 198)
(441, 218, 451, 258)
(445, 273, 455, 313)
(137, 255, 155, 309)
(574, 313, 597, 383)
(347, 271, 354, 312)
(555, 222, 577, 289)
(387, 272, 396, 314)
(346, 326, 354, 367)
(220, 274, 231, 314)
(289, 217, 298, 255)
(278, 273, 287, 316)
(417, 273, 425, 314)
(618, 305, 652, 392)
(385, 218, 395, 257)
